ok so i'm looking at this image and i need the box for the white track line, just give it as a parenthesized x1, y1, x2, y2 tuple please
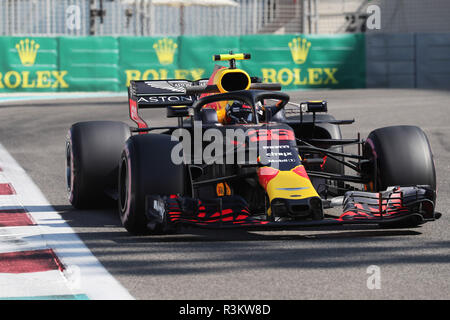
(0, 270, 77, 299)
(0, 143, 134, 300)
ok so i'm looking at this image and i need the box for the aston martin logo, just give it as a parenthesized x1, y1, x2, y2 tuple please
(144, 80, 187, 93)
(153, 38, 178, 65)
(288, 37, 311, 65)
(16, 38, 40, 66)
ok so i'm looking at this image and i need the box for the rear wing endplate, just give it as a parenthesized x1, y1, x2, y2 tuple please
(128, 79, 207, 128)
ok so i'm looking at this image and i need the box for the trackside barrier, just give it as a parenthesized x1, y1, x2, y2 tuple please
(0, 34, 366, 92)
(366, 33, 450, 89)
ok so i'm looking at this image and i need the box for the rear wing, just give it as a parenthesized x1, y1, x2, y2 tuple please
(128, 79, 207, 128)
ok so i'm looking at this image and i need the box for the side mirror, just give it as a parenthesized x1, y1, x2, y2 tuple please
(300, 100, 327, 113)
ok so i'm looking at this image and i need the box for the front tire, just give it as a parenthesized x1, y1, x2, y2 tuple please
(364, 125, 436, 191)
(118, 134, 185, 235)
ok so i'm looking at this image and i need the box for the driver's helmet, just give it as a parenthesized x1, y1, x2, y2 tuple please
(225, 101, 264, 124)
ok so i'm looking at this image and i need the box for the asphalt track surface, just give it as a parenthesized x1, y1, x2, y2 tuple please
(0, 88, 448, 300)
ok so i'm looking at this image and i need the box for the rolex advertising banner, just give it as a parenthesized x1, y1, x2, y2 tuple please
(239, 34, 366, 89)
(0, 36, 118, 92)
(119, 36, 179, 87)
(0, 34, 365, 92)
(119, 36, 240, 87)
(59, 36, 120, 92)
(177, 35, 240, 79)
(0, 37, 60, 92)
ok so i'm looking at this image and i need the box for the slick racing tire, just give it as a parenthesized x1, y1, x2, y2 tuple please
(118, 133, 185, 235)
(66, 121, 131, 209)
(364, 125, 436, 192)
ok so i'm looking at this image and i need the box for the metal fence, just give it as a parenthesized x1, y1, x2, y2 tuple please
(1, 0, 449, 36)
(315, 0, 450, 34)
(0, 0, 304, 36)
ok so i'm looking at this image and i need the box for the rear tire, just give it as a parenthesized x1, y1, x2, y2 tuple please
(364, 125, 436, 191)
(66, 121, 130, 209)
(118, 134, 185, 235)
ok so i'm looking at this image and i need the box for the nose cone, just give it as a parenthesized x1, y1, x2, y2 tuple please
(259, 165, 319, 200)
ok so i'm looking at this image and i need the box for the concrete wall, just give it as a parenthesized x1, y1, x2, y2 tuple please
(366, 33, 450, 89)
(416, 34, 450, 89)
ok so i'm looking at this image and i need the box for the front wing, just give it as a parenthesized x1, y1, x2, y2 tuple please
(146, 186, 439, 230)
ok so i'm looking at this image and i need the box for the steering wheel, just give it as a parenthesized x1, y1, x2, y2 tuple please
(253, 91, 289, 116)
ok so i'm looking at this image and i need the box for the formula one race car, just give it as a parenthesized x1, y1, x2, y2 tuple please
(66, 53, 440, 235)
